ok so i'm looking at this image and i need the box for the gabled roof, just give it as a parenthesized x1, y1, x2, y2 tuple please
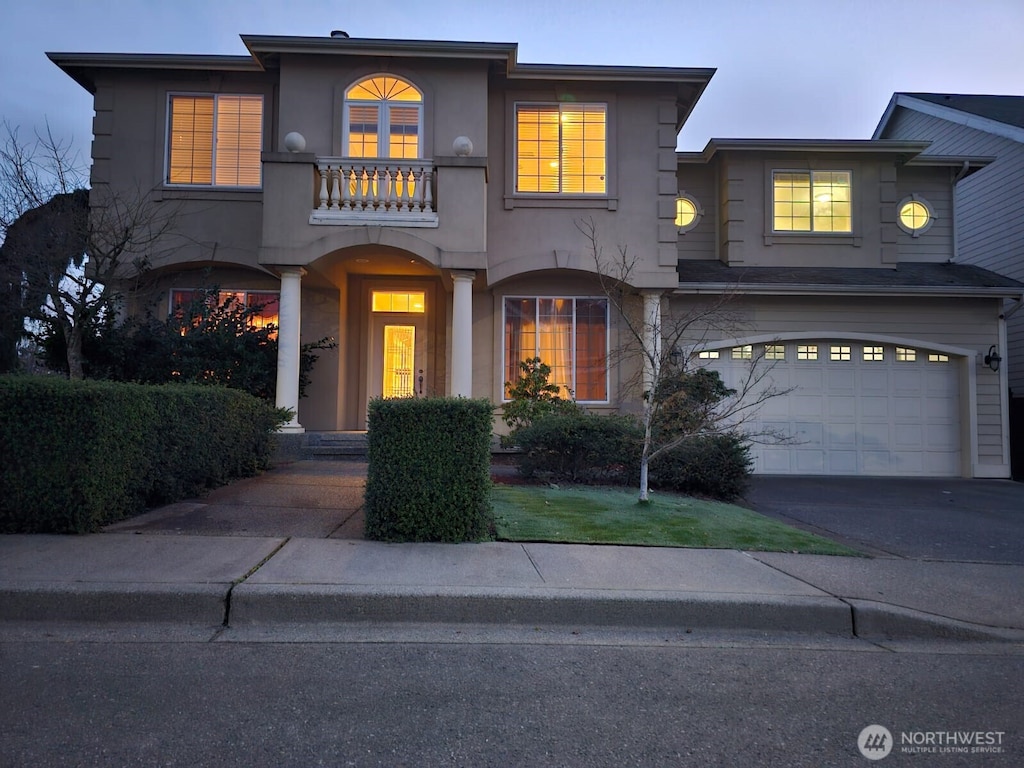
(676, 261, 1024, 299)
(873, 93, 1024, 144)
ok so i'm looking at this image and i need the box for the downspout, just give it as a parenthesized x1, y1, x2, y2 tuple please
(950, 161, 970, 263)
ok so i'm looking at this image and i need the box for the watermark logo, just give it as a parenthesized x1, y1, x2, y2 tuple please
(858, 724, 1007, 759)
(858, 725, 893, 760)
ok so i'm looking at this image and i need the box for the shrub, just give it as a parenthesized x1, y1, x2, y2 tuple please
(501, 357, 579, 444)
(365, 397, 493, 542)
(649, 433, 752, 500)
(513, 410, 642, 484)
(0, 375, 286, 533)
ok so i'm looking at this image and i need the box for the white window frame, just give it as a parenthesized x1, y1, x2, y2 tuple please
(165, 93, 264, 189)
(342, 75, 424, 160)
(502, 296, 610, 403)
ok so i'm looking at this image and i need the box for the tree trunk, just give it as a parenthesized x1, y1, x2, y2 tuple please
(65, 323, 85, 380)
(639, 405, 653, 503)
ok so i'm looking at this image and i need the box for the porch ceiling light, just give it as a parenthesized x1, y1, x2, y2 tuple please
(984, 345, 1002, 372)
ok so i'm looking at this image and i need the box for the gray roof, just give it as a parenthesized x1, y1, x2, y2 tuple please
(900, 93, 1024, 131)
(677, 261, 1024, 296)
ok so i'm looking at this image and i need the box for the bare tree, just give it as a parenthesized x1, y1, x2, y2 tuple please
(0, 121, 175, 378)
(577, 217, 792, 502)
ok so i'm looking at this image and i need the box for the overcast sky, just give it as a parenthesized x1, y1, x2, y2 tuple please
(1, 0, 1022, 163)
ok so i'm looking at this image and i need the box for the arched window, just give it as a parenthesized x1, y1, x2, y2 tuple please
(344, 75, 423, 159)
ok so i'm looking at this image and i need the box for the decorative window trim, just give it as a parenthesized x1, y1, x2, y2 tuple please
(675, 192, 703, 233)
(165, 93, 264, 189)
(897, 194, 935, 237)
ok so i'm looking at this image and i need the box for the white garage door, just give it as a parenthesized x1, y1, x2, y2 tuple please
(704, 341, 961, 476)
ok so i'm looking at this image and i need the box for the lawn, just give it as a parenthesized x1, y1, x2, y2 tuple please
(491, 483, 860, 555)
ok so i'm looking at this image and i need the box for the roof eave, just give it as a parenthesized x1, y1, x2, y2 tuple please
(674, 283, 1024, 299)
(240, 34, 518, 68)
(47, 52, 261, 93)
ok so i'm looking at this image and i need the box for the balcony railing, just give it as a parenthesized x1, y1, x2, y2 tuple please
(310, 158, 438, 227)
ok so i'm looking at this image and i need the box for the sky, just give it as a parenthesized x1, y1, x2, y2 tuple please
(1, 0, 1023, 164)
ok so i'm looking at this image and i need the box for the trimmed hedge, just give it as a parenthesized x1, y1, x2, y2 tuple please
(511, 409, 752, 500)
(0, 376, 285, 533)
(513, 411, 642, 484)
(650, 434, 753, 501)
(365, 397, 493, 542)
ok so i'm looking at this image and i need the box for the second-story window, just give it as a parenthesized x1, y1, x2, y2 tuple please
(515, 103, 607, 194)
(167, 95, 263, 187)
(344, 76, 423, 159)
(772, 170, 851, 233)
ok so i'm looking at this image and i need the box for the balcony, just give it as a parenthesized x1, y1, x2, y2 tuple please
(310, 158, 438, 227)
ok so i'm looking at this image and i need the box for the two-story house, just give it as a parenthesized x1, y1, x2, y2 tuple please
(48, 33, 1022, 478)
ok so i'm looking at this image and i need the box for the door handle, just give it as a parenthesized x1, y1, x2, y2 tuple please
(418, 369, 424, 395)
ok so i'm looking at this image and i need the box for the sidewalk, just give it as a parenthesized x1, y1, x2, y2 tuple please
(2, 461, 1022, 644)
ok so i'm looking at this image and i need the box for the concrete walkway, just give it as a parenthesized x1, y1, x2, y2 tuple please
(2, 461, 1022, 644)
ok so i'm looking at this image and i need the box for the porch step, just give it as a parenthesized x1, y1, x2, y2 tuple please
(308, 432, 368, 458)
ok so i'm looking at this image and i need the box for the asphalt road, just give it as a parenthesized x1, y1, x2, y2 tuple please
(742, 476, 1024, 562)
(2, 638, 1021, 767)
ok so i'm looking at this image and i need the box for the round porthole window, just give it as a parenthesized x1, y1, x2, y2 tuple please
(897, 196, 934, 236)
(675, 194, 702, 232)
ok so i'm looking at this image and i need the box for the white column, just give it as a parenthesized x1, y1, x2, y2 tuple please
(451, 271, 475, 397)
(641, 290, 663, 397)
(275, 267, 305, 433)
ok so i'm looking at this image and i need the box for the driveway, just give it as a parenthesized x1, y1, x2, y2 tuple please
(740, 476, 1024, 563)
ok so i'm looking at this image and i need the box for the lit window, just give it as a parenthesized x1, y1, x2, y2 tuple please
(928, 353, 949, 363)
(773, 171, 851, 232)
(170, 289, 279, 333)
(863, 346, 884, 361)
(830, 345, 852, 361)
(765, 344, 786, 360)
(698, 350, 720, 359)
(675, 194, 702, 232)
(344, 75, 423, 159)
(797, 344, 818, 361)
(732, 345, 752, 360)
(371, 291, 426, 313)
(896, 347, 917, 362)
(516, 103, 606, 194)
(897, 195, 934, 237)
(504, 297, 608, 401)
(167, 95, 263, 187)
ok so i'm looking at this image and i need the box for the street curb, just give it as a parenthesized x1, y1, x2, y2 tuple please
(227, 585, 855, 635)
(0, 582, 229, 626)
(848, 599, 1024, 643)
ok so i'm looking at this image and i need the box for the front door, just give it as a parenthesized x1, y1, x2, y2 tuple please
(368, 290, 427, 401)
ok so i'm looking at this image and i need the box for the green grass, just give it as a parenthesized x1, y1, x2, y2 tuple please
(492, 484, 860, 555)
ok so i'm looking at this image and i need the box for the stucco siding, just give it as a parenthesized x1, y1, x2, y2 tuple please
(676, 164, 717, 260)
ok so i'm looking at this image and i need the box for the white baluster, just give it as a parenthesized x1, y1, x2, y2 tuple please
(422, 167, 433, 214)
(383, 165, 394, 213)
(371, 165, 381, 211)
(329, 166, 341, 210)
(317, 164, 329, 210)
(340, 165, 352, 211)
(398, 166, 410, 213)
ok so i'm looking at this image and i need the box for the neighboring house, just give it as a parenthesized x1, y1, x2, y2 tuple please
(874, 93, 1024, 475)
(48, 34, 1023, 478)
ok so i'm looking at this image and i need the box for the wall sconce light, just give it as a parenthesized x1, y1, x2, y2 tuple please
(984, 345, 1002, 372)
